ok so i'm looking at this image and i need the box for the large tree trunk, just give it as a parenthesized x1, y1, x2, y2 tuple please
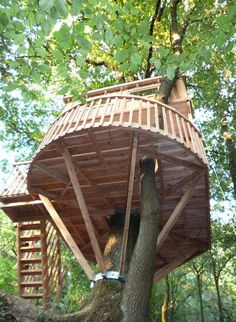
(122, 156, 160, 322)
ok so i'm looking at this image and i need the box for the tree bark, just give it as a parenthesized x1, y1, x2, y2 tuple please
(221, 116, 236, 198)
(196, 274, 205, 322)
(161, 275, 170, 322)
(122, 156, 161, 322)
(213, 272, 224, 322)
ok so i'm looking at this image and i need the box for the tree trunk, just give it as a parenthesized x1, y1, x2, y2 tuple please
(122, 156, 161, 322)
(221, 116, 236, 198)
(196, 274, 205, 322)
(161, 275, 170, 322)
(213, 273, 224, 322)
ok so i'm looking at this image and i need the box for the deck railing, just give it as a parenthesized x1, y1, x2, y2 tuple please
(37, 95, 207, 164)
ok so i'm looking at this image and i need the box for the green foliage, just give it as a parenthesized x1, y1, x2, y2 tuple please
(0, 212, 17, 295)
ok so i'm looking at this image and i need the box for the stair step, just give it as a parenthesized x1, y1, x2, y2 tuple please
(19, 224, 41, 231)
(20, 247, 41, 252)
(20, 235, 41, 242)
(21, 281, 43, 287)
(20, 269, 42, 275)
(20, 258, 42, 264)
(21, 293, 43, 299)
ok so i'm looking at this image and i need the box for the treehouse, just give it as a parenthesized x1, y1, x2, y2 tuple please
(0, 76, 210, 303)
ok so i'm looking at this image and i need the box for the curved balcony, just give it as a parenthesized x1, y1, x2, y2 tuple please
(27, 93, 210, 275)
(36, 94, 207, 165)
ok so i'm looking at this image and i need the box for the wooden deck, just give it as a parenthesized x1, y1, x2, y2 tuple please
(0, 76, 210, 281)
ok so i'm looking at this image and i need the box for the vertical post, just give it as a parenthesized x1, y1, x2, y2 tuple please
(119, 136, 138, 275)
(16, 223, 23, 297)
(57, 144, 106, 273)
(56, 234, 62, 299)
(41, 220, 50, 309)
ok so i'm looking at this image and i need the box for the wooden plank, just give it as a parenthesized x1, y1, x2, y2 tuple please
(41, 220, 50, 309)
(157, 175, 201, 251)
(154, 246, 198, 282)
(39, 194, 94, 279)
(156, 152, 203, 169)
(163, 171, 203, 198)
(0, 200, 43, 208)
(58, 145, 106, 273)
(119, 136, 138, 275)
(35, 163, 68, 183)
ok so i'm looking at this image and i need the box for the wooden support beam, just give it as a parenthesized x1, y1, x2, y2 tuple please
(88, 129, 105, 164)
(39, 194, 93, 279)
(154, 246, 198, 282)
(163, 170, 203, 198)
(57, 144, 106, 273)
(157, 174, 201, 251)
(119, 136, 138, 275)
(0, 200, 43, 208)
(155, 152, 203, 169)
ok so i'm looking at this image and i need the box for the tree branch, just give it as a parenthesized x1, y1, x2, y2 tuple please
(145, 0, 166, 78)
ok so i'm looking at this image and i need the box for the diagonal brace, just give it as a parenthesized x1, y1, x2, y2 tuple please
(39, 194, 93, 279)
(119, 135, 138, 275)
(157, 173, 202, 252)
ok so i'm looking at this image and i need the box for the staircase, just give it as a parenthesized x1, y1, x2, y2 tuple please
(17, 220, 62, 308)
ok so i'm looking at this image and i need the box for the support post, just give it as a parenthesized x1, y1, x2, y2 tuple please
(57, 144, 106, 273)
(119, 136, 138, 275)
(41, 220, 50, 309)
(157, 174, 201, 251)
(39, 194, 93, 279)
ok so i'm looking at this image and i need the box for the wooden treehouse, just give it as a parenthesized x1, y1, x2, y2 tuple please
(0, 76, 210, 298)
(0, 163, 62, 308)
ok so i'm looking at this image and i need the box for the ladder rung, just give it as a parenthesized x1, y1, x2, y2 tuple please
(21, 293, 43, 299)
(20, 258, 42, 264)
(20, 247, 41, 252)
(21, 281, 43, 287)
(20, 235, 41, 242)
(20, 269, 42, 275)
(19, 224, 41, 230)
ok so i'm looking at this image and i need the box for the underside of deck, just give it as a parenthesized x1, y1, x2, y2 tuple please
(0, 76, 211, 282)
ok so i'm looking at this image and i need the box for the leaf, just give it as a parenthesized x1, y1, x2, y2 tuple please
(76, 55, 86, 67)
(166, 66, 176, 80)
(0, 13, 9, 26)
(114, 35, 124, 47)
(39, 0, 54, 11)
(52, 49, 64, 60)
(14, 34, 25, 45)
(114, 50, 128, 63)
(55, 0, 67, 17)
(131, 53, 142, 65)
(72, 0, 82, 15)
(105, 28, 113, 44)
(31, 70, 41, 83)
(159, 46, 169, 58)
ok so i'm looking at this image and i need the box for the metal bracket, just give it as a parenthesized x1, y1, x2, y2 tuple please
(90, 271, 127, 288)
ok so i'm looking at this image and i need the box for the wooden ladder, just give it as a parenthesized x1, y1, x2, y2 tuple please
(17, 220, 62, 308)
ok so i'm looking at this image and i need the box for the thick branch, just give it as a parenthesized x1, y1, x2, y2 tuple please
(145, 0, 162, 78)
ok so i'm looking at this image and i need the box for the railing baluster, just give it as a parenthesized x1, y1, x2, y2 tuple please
(162, 106, 168, 134)
(168, 109, 175, 138)
(154, 103, 160, 131)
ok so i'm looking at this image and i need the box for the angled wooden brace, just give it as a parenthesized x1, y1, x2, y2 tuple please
(157, 172, 202, 251)
(39, 194, 93, 280)
(56, 143, 106, 273)
(119, 135, 138, 276)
